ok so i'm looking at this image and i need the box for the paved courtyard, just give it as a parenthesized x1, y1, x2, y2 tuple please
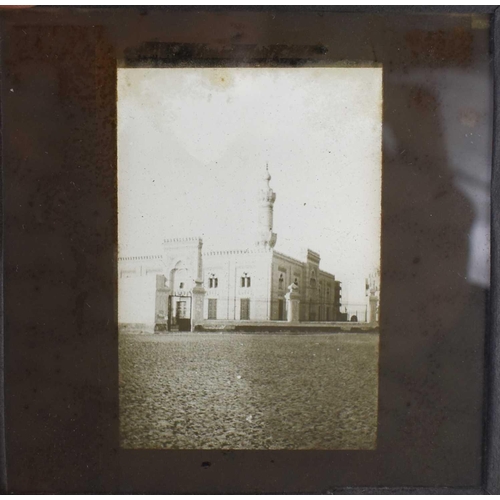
(119, 331, 379, 450)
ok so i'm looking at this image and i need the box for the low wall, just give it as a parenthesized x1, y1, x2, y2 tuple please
(118, 321, 378, 334)
(195, 320, 378, 333)
(119, 323, 155, 334)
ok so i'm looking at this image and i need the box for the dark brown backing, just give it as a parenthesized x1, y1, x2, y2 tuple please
(0, 7, 493, 493)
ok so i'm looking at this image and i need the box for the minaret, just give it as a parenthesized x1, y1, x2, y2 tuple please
(256, 163, 277, 249)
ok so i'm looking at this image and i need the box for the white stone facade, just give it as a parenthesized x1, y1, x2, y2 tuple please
(119, 243, 341, 328)
(118, 165, 342, 330)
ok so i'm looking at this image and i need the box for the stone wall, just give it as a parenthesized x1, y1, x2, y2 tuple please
(202, 248, 273, 321)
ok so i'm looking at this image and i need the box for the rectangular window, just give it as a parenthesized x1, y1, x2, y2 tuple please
(208, 298, 217, 320)
(240, 298, 250, 320)
(246, 277, 251, 287)
(214, 278, 218, 288)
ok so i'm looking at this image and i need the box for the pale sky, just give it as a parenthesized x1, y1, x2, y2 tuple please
(118, 67, 382, 305)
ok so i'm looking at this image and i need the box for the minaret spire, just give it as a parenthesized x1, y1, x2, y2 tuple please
(256, 162, 277, 249)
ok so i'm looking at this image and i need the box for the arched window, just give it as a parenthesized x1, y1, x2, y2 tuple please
(208, 273, 218, 289)
(278, 273, 284, 290)
(241, 272, 251, 288)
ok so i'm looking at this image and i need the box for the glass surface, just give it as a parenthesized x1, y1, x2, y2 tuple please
(1, 8, 492, 493)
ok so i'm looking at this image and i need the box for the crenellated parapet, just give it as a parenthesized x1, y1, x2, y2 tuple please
(119, 254, 163, 261)
(203, 247, 271, 257)
(164, 236, 202, 244)
(118, 253, 165, 279)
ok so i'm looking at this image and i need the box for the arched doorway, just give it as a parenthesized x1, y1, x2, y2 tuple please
(168, 261, 193, 332)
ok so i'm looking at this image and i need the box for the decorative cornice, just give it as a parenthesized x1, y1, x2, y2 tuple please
(272, 250, 306, 268)
(118, 254, 163, 261)
(164, 237, 202, 244)
(203, 247, 271, 256)
(318, 269, 336, 280)
(305, 248, 321, 262)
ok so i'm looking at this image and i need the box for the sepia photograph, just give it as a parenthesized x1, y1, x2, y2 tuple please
(2, 6, 497, 494)
(118, 66, 382, 450)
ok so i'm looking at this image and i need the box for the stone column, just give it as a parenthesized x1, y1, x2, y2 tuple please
(285, 283, 301, 322)
(191, 239, 206, 331)
(369, 294, 378, 325)
(191, 281, 206, 331)
(154, 275, 170, 333)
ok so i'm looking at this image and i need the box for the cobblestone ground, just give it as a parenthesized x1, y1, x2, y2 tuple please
(119, 332, 379, 450)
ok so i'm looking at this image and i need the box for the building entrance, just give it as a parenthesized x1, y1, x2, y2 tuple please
(168, 293, 192, 331)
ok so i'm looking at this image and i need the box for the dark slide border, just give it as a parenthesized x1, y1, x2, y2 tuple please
(0, 6, 498, 494)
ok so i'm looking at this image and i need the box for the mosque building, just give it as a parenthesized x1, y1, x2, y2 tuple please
(118, 165, 343, 331)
